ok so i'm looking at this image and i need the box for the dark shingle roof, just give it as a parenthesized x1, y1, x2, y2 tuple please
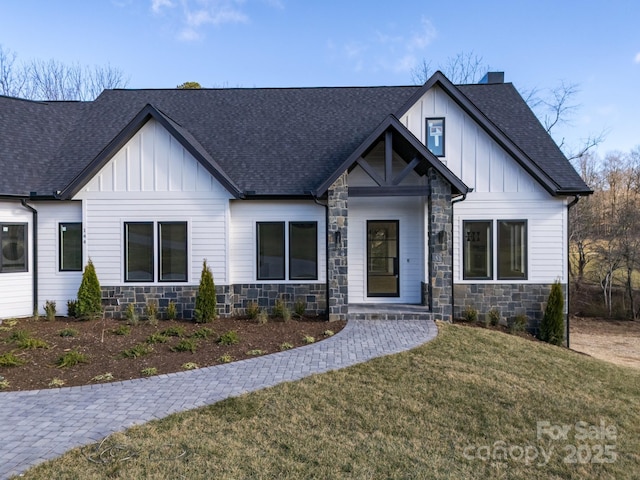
(0, 79, 589, 198)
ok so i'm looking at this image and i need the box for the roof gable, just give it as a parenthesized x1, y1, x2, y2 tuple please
(60, 104, 242, 199)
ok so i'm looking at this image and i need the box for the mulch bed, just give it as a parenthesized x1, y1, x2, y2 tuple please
(0, 315, 345, 392)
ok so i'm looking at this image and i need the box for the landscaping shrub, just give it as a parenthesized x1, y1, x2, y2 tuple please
(294, 298, 307, 317)
(487, 308, 500, 327)
(509, 314, 528, 334)
(246, 301, 260, 320)
(121, 344, 153, 358)
(171, 339, 198, 353)
(66, 299, 78, 318)
(218, 330, 240, 345)
(461, 305, 478, 323)
(59, 328, 79, 338)
(0, 352, 25, 367)
(44, 300, 56, 321)
(124, 303, 139, 325)
(166, 301, 177, 320)
(57, 350, 88, 367)
(76, 259, 102, 319)
(539, 281, 565, 346)
(145, 300, 158, 324)
(194, 259, 217, 323)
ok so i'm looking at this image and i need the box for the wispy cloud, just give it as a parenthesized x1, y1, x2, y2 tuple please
(335, 16, 437, 76)
(150, 0, 252, 41)
(635, 52, 640, 64)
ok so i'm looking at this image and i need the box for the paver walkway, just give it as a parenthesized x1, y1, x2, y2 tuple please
(0, 318, 437, 479)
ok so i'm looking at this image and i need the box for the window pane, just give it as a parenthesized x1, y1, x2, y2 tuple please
(463, 221, 492, 279)
(125, 223, 153, 281)
(159, 222, 187, 281)
(257, 222, 284, 280)
(60, 223, 82, 271)
(426, 118, 445, 156)
(1, 224, 27, 273)
(290, 222, 317, 280)
(498, 221, 527, 279)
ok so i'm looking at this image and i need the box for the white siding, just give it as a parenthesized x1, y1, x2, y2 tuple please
(349, 196, 425, 304)
(75, 119, 232, 286)
(453, 192, 568, 284)
(229, 201, 326, 284)
(0, 201, 33, 318)
(401, 85, 542, 195)
(36, 201, 82, 315)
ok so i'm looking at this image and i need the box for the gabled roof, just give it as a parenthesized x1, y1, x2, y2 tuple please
(316, 114, 468, 196)
(0, 73, 590, 199)
(60, 104, 242, 199)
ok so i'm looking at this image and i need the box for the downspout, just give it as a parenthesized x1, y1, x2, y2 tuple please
(309, 192, 330, 319)
(20, 199, 38, 316)
(566, 194, 581, 349)
(449, 192, 468, 320)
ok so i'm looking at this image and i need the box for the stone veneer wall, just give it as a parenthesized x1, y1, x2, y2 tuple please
(427, 169, 453, 321)
(327, 172, 348, 321)
(453, 283, 567, 334)
(102, 283, 326, 320)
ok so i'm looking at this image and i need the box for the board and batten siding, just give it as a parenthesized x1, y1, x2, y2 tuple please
(453, 192, 568, 284)
(229, 201, 326, 284)
(401, 85, 539, 194)
(36, 201, 82, 316)
(74, 118, 232, 286)
(348, 196, 425, 304)
(0, 201, 33, 318)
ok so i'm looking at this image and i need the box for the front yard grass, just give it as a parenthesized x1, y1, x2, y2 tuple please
(20, 322, 640, 479)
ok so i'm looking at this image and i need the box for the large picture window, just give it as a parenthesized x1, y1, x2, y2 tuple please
(257, 221, 318, 281)
(159, 222, 187, 282)
(257, 222, 285, 280)
(289, 222, 318, 280)
(463, 221, 492, 280)
(1, 224, 27, 273)
(498, 220, 527, 280)
(59, 223, 82, 272)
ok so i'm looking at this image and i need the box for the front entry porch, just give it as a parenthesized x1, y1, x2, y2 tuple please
(349, 303, 431, 321)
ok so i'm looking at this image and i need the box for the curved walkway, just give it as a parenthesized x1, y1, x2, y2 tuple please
(0, 318, 437, 479)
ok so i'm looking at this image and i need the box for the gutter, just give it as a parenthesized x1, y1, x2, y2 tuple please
(449, 192, 468, 320)
(566, 194, 581, 348)
(309, 191, 330, 320)
(20, 199, 39, 316)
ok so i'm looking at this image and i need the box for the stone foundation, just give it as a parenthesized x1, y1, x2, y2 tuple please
(102, 283, 327, 320)
(453, 283, 567, 334)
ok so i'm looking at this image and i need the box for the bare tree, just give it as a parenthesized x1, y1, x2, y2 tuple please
(411, 51, 489, 85)
(0, 44, 128, 101)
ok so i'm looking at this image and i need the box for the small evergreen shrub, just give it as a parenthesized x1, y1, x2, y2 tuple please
(272, 298, 286, 318)
(141, 367, 158, 376)
(218, 330, 240, 345)
(192, 327, 215, 339)
(112, 324, 131, 336)
(57, 350, 88, 367)
(539, 281, 565, 346)
(146, 333, 169, 344)
(166, 301, 177, 320)
(182, 362, 199, 370)
(17, 337, 49, 350)
(461, 305, 478, 323)
(0, 352, 25, 367)
(66, 300, 78, 318)
(246, 302, 260, 320)
(76, 259, 103, 319)
(121, 343, 153, 358)
(256, 310, 268, 324)
(219, 354, 233, 363)
(488, 309, 501, 327)
(59, 328, 79, 338)
(294, 298, 307, 317)
(194, 259, 217, 323)
(171, 339, 198, 353)
(302, 335, 315, 344)
(279, 342, 294, 351)
(44, 300, 57, 321)
(124, 303, 139, 325)
(160, 326, 186, 337)
(48, 378, 65, 388)
(509, 314, 528, 334)
(145, 300, 158, 325)
(323, 330, 335, 337)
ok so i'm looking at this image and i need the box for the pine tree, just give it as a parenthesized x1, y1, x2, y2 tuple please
(194, 259, 217, 323)
(76, 259, 103, 319)
(539, 281, 565, 345)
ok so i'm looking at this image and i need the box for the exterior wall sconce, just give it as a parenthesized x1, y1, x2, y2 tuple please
(334, 230, 342, 246)
(438, 230, 447, 244)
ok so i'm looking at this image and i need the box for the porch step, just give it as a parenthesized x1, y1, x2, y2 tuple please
(348, 304, 431, 321)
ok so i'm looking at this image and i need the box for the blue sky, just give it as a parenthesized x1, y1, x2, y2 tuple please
(0, 0, 638, 157)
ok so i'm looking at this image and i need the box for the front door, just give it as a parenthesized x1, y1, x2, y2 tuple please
(367, 220, 399, 297)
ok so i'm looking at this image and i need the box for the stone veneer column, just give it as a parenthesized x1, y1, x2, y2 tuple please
(327, 172, 348, 321)
(428, 169, 453, 321)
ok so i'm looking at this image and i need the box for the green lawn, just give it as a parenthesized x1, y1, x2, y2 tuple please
(20, 323, 640, 479)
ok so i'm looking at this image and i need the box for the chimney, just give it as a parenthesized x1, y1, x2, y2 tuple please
(479, 71, 504, 84)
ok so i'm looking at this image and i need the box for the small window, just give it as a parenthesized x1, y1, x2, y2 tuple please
(1, 224, 27, 273)
(125, 222, 154, 282)
(59, 223, 82, 271)
(463, 220, 492, 280)
(289, 222, 318, 280)
(426, 117, 445, 156)
(498, 220, 527, 280)
(257, 222, 285, 280)
(159, 222, 187, 282)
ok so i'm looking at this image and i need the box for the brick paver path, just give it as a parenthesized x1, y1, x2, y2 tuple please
(0, 318, 437, 478)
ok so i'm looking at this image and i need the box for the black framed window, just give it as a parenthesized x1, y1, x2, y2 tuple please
(257, 222, 285, 280)
(289, 222, 318, 280)
(498, 220, 527, 280)
(463, 220, 492, 280)
(159, 222, 187, 282)
(59, 223, 82, 271)
(125, 222, 154, 282)
(0, 224, 27, 273)
(426, 117, 445, 157)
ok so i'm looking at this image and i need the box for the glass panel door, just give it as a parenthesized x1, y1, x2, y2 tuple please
(367, 220, 399, 297)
